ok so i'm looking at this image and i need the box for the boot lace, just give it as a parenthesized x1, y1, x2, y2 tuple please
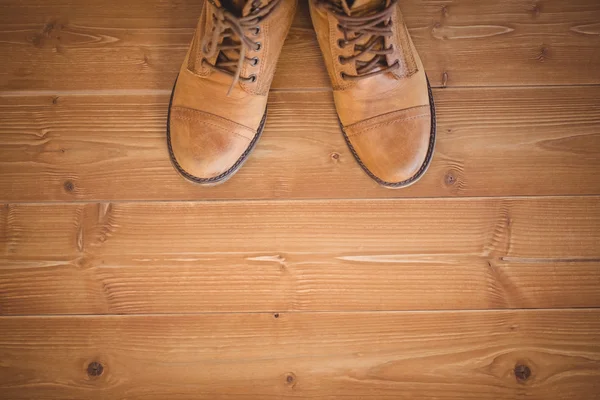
(318, 0, 399, 81)
(201, 0, 281, 94)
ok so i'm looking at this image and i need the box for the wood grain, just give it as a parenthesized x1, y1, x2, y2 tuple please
(1, 0, 600, 91)
(1, 310, 600, 399)
(1, 0, 600, 397)
(2, 196, 599, 314)
(2, 86, 600, 202)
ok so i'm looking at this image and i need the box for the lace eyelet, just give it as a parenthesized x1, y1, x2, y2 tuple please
(253, 27, 261, 36)
(336, 24, 343, 31)
(251, 57, 259, 66)
(249, 74, 257, 83)
(254, 42, 262, 51)
(338, 55, 345, 65)
(340, 72, 347, 79)
(337, 39, 346, 48)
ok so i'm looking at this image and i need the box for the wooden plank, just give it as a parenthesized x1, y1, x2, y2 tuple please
(1, 0, 599, 91)
(2, 255, 600, 315)
(1, 86, 600, 202)
(1, 310, 600, 399)
(2, 197, 600, 314)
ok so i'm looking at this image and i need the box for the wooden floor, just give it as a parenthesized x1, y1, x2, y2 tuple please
(1, 0, 600, 398)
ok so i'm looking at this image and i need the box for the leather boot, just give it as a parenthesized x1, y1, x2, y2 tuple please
(168, 0, 297, 185)
(309, 0, 435, 188)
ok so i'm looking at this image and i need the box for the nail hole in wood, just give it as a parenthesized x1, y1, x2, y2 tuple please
(444, 171, 456, 186)
(285, 372, 297, 388)
(87, 361, 104, 377)
(64, 180, 75, 192)
(514, 364, 531, 382)
(273, 313, 280, 319)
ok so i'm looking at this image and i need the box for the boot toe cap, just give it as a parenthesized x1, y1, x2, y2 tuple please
(168, 107, 257, 183)
(345, 107, 434, 187)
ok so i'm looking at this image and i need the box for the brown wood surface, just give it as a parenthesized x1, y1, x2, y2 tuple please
(1, 310, 600, 399)
(1, 0, 600, 91)
(2, 196, 599, 314)
(2, 0, 600, 398)
(2, 86, 600, 201)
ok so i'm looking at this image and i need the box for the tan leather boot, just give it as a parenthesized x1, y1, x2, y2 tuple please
(309, 0, 435, 188)
(168, 0, 296, 185)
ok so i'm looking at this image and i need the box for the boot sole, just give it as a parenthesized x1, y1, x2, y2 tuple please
(339, 77, 437, 189)
(166, 77, 267, 187)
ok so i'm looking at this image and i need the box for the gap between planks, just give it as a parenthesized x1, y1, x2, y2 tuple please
(2, 307, 600, 319)
(4, 83, 600, 98)
(2, 193, 600, 206)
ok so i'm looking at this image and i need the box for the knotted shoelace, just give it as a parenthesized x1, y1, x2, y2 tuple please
(318, 0, 399, 81)
(201, 0, 281, 94)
